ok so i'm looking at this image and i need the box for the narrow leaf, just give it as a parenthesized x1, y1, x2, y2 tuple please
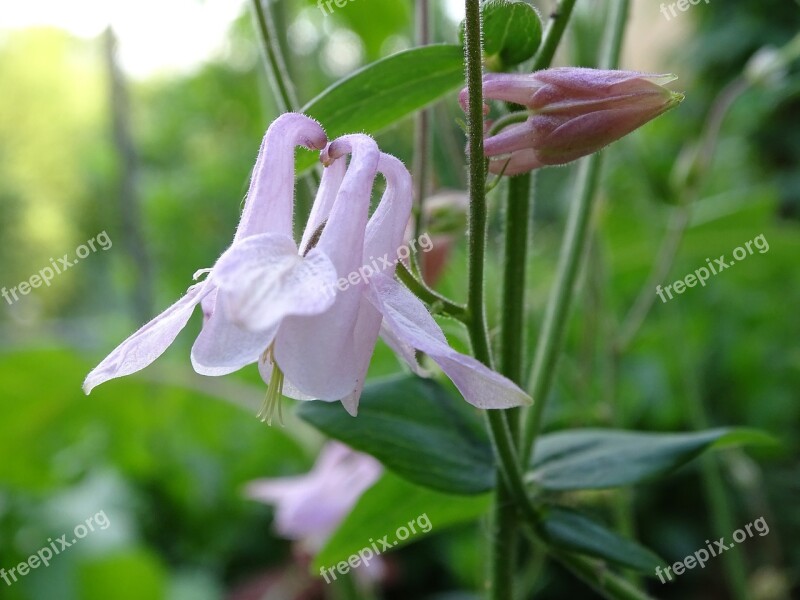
(528, 428, 775, 491)
(540, 506, 663, 574)
(297, 45, 464, 170)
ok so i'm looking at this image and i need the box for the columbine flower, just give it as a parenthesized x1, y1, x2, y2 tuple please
(245, 441, 382, 552)
(226, 132, 531, 415)
(459, 67, 684, 175)
(82, 113, 333, 411)
(85, 119, 531, 418)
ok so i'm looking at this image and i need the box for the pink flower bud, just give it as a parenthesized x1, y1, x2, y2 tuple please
(459, 68, 684, 175)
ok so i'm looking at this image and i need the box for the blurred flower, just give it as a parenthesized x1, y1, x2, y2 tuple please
(459, 68, 684, 175)
(246, 441, 382, 552)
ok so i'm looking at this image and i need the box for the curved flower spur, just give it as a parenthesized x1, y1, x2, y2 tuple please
(460, 67, 684, 175)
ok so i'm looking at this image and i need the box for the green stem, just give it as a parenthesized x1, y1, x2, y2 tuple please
(250, 0, 319, 195)
(485, 408, 655, 600)
(489, 173, 532, 599)
(488, 111, 530, 136)
(463, 3, 512, 598)
(599, 0, 629, 73)
(250, 0, 298, 113)
(464, 0, 493, 370)
(522, 0, 630, 464)
(501, 174, 532, 385)
(395, 262, 468, 321)
(464, 1, 647, 597)
(521, 153, 603, 460)
(548, 549, 657, 600)
(531, 0, 579, 71)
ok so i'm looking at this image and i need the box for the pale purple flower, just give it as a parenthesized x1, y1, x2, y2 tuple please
(83, 113, 332, 396)
(235, 133, 532, 415)
(245, 441, 382, 551)
(459, 67, 684, 175)
(85, 118, 531, 418)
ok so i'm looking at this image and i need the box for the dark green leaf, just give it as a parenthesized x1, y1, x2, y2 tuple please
(314, 472, 491, 571)
(297, 375, 495, 495)
(540, 506, 663, 574)
(528, 428, 776, 491)
(297, 45, 464, 170)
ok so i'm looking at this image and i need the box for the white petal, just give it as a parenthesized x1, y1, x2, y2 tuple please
(210, 233, 338, 332)
(191, 293, 278, 376)
(83, 282, 210, 393)
(367, 273, 532, 409)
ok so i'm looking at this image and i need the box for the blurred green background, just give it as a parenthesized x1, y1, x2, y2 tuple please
(0, 0, 797, 598)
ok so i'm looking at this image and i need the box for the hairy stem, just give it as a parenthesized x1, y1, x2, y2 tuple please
(396, 262, 468, 321)
(250, 0, 298, 113)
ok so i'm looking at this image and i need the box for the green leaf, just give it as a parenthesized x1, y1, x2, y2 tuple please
(297, 375, 495, 495)
(528, 428, 776, 491)
(539, 506, 663, 574)
(314, 471, 491, 571)
(296, 45, 465, 171)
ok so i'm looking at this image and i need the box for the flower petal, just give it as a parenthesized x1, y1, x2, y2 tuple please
(339, 153, 417, 413)
(235, 113, 327, 242)
(299, 156, 346, 254)
(487, 148, 544, 175)
(83, 282, 210, 394)
(211, 233, 338, 332)
(483, 120, 538, 157)
(191, 293, 278, 376)
(367, 273, 532, 409)
(274, 135, 380, 401)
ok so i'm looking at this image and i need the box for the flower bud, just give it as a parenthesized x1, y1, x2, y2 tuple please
(459, 68, 684, 175)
